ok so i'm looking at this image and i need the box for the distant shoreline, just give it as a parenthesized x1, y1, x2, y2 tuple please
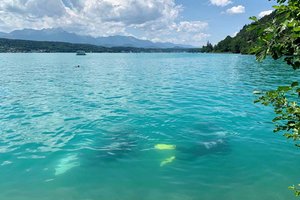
(0, 38, 253, 55)
(0, 37, 201, 53)
(0, 52, 245, 55)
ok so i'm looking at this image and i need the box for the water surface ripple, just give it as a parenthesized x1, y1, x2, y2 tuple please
(0, 53, 300, 200)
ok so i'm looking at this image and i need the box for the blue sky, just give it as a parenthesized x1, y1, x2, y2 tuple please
(176, 0, 275, 44)
(0, 0, 275, 46)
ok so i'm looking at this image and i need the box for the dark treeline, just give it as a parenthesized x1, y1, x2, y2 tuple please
(0, 38, 194, 53)
(198, 12, 275, 54)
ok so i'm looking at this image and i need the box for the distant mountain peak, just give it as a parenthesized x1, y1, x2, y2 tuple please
(0, 28, 193, 48)
(41, 27, 66, 32)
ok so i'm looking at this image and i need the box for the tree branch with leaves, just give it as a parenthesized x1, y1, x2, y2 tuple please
(251, 0, 300, 197)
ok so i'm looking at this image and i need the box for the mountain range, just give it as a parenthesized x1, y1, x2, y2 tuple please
(0, 28, 193, 49)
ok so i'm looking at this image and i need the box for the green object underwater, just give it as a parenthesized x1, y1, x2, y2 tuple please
(160, 156, 176, 167)
(154, 144, 176, 150)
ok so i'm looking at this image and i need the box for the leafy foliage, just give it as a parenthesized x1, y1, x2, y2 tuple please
(253, 0, 300, 69)
(252, 0, 300, 196)
(254, 0, 300, 143)
(254, 82, 300, 145)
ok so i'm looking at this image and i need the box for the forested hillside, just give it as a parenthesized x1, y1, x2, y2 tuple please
(201, 12, 275, 54)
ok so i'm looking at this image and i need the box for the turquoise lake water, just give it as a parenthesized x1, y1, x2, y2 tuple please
(1, 53, 300, 200)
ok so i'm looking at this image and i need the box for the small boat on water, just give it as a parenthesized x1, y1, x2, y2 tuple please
(76, 50, 86, 55)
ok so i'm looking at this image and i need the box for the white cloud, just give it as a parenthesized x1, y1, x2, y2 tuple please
(174, 21, 208, 32)
(1, 0, 66, 17)
(258, 10, 273, 18)
(134, 20, 209, 46)
(0, 0, 209, 45)
(210, 0, 232, 7)
(232, 31, 238, 37)
(226, 5, 245, 14)
(81, 0, 181, 25)
(165, 21, 210, 45)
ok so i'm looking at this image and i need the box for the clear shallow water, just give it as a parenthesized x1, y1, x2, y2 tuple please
(0, 53, 300, 200)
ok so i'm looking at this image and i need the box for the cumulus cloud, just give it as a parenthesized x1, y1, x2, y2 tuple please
(151, 21, 210, 45)
(1, 0, 66, 17)
(0, 0, 209, 45)
(226, 5, 245, 14)
(174, 21, 208, 32)
(79, 0, 181, 25)
(210, 0, 232, 7)
(258, 10, 273, 18)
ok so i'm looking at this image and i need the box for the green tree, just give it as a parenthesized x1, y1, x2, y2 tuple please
(214, 36, 233, 52)
(213, 13, 275, 54)
(200, 41, 214, 53)
(252, 0, 300, 196)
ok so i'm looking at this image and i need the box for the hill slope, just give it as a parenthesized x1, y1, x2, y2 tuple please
(213, 12, 275, 54)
